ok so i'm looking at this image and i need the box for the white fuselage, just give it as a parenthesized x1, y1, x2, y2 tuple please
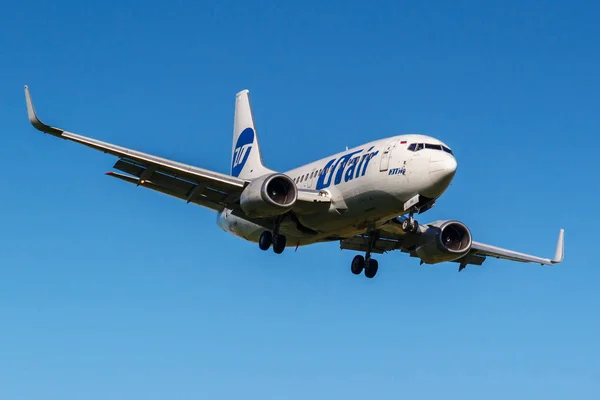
(217, 134, 457, 247)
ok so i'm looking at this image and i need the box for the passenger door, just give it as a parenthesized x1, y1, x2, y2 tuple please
(379, 139, 399, 171)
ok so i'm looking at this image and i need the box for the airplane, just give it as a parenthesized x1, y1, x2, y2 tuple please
(24, 85, 564, 278)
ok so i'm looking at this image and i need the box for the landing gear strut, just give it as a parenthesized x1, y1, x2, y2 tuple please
(350, 232, 379, 278)
(259, 219, 287, 254)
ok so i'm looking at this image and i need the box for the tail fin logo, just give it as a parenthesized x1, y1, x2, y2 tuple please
(232, 127, 254, 177)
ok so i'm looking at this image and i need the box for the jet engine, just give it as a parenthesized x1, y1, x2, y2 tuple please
(240, 173, 298, 218)
(416, 220, 472, 264)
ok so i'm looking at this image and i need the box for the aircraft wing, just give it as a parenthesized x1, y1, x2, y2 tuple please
(469, 232, 564, 266)
(25, 86, 331, 222)
(24, 85, 248, 212)
(340, 218, 564, 270)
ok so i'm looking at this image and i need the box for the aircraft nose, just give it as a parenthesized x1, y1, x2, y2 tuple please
(429, 154, 457, 182)
(424, 154, 457, 197)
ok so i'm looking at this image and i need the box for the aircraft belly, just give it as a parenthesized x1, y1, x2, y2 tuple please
(296, 184, 407, 238)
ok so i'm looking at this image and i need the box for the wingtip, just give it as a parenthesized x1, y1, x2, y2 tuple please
(23, 85, 63, 136)
(24, 84, 36, 121)
(24, 85, 42, 128)
(552, 228, 565, 264)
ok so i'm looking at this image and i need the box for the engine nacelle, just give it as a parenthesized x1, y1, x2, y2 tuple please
(240, 173, 298, 218)
(415, 220, 472, 264)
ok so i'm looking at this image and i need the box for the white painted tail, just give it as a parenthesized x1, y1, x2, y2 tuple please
(231, 90, 273, 179)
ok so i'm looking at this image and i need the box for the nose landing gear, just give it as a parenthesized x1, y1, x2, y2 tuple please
(401, 211, 419, 233)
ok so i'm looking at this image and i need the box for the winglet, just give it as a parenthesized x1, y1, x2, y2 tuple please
(24, 85, 64, 136)
(552, 229, 565, 264)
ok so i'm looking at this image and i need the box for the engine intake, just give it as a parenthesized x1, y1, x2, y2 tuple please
(416, 220, 472, 264)
(240, 173, 298, 217)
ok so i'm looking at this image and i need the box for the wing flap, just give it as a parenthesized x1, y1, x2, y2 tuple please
(106, 171, 225, 212)
(113, 159, 146, 178)
(340, 235, 405, 254)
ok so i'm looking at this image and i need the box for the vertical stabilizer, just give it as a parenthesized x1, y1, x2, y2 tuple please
(231, 90, 273, 179)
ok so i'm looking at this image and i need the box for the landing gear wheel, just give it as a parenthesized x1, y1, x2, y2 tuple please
(351, 255, 365, 275)
(259, 231, 272, 250)
(402, 218, 419, 233)
(411, 220, 419, 233)
(272, 234, 287, 254)
(402, 219, 411, 232)
(364, 258, 379, 279)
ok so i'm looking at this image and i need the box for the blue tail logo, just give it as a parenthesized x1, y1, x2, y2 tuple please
(232, 127, 254, 177)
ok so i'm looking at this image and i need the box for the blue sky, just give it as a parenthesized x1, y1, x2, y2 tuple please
(1, 1, 598, 399)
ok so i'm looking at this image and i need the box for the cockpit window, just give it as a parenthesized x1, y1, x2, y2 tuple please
(408, 142, 453, 154)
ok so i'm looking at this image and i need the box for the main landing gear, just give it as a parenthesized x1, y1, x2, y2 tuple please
(401, 211, 419, 234)
(351, 254, 379, 279)
(258, 222, 287, 254)
(350, 232, 379, 279)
